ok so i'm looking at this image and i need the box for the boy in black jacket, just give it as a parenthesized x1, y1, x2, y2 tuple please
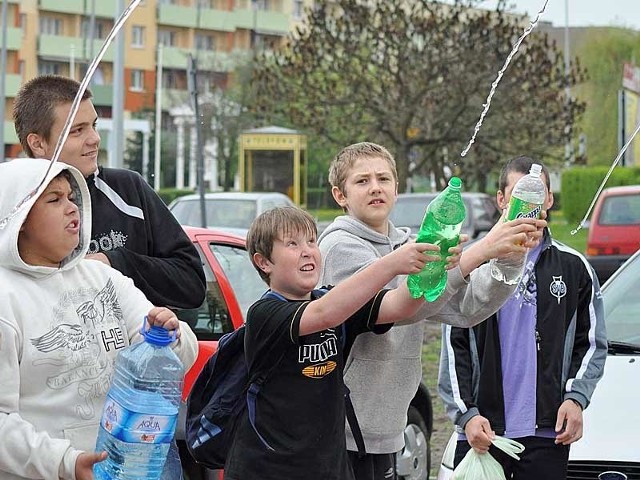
(13, 75, 205, 310)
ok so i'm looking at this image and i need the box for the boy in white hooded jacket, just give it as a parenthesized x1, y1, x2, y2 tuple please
(0, 158, 198, 480)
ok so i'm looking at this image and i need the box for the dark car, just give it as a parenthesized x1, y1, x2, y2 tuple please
(586, 185, 640, 283)
(176, 226, 434, 480)
(390, 192, 500, 240)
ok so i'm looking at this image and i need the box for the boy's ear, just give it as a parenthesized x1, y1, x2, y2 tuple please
(26, 133, 48, 157)
(331, 186, 348, 209)
(496, 190, 507, 210)
(253, 252, 272, 274)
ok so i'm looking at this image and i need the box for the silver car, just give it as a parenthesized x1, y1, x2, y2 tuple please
(437, 248, 640, 480)
(168, 191, 295, 236)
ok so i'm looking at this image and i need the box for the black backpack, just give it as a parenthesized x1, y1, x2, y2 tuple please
(184, 289, 365, 470)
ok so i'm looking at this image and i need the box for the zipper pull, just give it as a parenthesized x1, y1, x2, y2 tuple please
(535, 329, 541, 351)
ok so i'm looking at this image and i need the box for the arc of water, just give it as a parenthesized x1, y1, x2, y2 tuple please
(0, 0, 142, 230)
(460, 0, 549, 157)
(570, 120, 640, 235)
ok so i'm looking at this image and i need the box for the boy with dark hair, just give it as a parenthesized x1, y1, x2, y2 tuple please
(0, 158, 198, 480)
(223, 206, 442, 480)
(13, 74, 205, 310)
(319, 142, 545, 479)
(438, 156, 607, 479)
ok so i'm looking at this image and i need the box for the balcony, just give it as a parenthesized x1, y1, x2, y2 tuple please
(5, 73, 22, 98)
(0, 27, 23, 51)
(234, 8, 289, 35)
(156, 4, 289, 35)
(157, 4, 236, 32)
(38, 0, 118, 18)
(4, 121, 19, 146)
(161, 46, 245, 72)
(38, 35, 115, 63)
(91, 84, 114, 107)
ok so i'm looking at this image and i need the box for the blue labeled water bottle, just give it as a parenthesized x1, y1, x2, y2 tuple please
(94, 322, 184, 480)
(407, 177, 467, 302)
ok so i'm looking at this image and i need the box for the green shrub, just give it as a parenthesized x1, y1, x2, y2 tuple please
(561, 166, 640, 224)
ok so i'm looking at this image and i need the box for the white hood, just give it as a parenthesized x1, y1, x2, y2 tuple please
(0, 158, 91, 277)
(570, 354, 640, 462)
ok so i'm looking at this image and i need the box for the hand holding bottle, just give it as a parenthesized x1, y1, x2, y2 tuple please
(385, 241, 441, 276)
(145, 307, 181, 340)
(76, 451, 107, 480)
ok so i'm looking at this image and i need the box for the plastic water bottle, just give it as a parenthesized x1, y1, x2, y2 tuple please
(505, 163, 545, 220)
(94, 324, 184, 480)
(407, 177, 467, 302)
(489, 163, 546, 284)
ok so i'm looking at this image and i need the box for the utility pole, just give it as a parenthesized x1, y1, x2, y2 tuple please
(111, 0, 125, 168)
(187, 54, 206, 228)
(564, 0, 573, 164)
(154, 43, 163, 190)
(0, 0, 8, 162)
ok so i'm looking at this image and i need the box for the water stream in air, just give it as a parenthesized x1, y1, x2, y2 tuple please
(0, 0, 142, 230)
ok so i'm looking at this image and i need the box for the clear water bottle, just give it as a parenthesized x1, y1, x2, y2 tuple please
(489, 163, 546, 284)
(407, 177, 467, 302)
(94, 323, 184, 480)
(505, 163, 545, 220)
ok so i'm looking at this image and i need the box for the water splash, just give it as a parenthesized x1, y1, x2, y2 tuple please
(460, 0, 550, 157)
(0, 0, 142, 230)
(570, 120, 640, 235)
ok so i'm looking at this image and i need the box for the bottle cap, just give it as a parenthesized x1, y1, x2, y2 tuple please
(448, 177, 462, 189)
(530, 164, 542, 176)
(141, 317, 176, 346)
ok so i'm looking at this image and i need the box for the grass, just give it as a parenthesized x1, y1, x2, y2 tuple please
(548, 210, 588, 254)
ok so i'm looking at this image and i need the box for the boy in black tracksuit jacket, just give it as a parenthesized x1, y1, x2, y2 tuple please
(86, 166, 205, 308)
(438, 157, 607, 480)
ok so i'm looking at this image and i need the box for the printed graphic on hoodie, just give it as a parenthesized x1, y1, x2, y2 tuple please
(30, 279, 126, 419)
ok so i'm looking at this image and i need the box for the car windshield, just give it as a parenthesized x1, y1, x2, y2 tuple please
(390, 196, 472, 229)
(171, 199, 258, 229)
(602, 252, 640, 346)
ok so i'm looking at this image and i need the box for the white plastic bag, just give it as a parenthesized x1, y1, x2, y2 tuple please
(452, 436, 524, 480)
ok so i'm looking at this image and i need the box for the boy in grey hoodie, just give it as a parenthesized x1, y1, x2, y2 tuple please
(318, 142, 546, 480)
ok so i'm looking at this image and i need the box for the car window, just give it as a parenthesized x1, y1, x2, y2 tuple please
(175, 244, 235, 340)
(390, 196, 435, 228)
(598, 194, 640, 225)
(210, 243, 266, 318)
(603, 253, 640, 345)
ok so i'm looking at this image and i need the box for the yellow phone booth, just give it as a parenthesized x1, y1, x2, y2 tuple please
(238, 126, 308, 207)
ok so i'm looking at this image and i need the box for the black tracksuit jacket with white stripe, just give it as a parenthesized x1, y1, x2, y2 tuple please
(85, 167, 205, 309)
(438, 230, 607, 434)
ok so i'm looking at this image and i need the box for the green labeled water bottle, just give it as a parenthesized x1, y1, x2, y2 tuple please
(407, 177, 467, 302)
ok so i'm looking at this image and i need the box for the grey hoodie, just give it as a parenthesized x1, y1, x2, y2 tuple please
(318, 215, 523, 453)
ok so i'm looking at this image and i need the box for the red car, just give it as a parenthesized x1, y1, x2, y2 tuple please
(176, 226, 434, 480)
(586, 185, 640, 284)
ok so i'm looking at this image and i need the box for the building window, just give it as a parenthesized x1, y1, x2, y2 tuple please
(40, 16, 62, 35)
(158, 29, 176, 47)
(293, 0, 303, 18)
(158, 0, 175, 5)
(162, 70, 178, 89)
(131, 70, 144, 92)
(195, 34, 215, 51)
(196, 0, 213, 7)
(81, 20, 105, 39)
(38, 61, 62, 75)
(253, 0, 269, 11)
(132, 25, 145, 48)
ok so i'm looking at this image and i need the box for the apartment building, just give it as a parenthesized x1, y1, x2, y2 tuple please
(0, 0, 313, 159)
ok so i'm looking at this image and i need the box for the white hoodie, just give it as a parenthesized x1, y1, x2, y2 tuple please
(0, 159, 197, 480)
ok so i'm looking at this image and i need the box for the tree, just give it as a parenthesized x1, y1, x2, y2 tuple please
(252, 0, 586, 192)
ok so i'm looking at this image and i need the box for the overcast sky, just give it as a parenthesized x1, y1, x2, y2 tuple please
(477, 0, 640, 30)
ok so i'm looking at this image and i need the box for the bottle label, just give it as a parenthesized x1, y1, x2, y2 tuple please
(506, 197, 542, 221)
(100, 392, 177, 444)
